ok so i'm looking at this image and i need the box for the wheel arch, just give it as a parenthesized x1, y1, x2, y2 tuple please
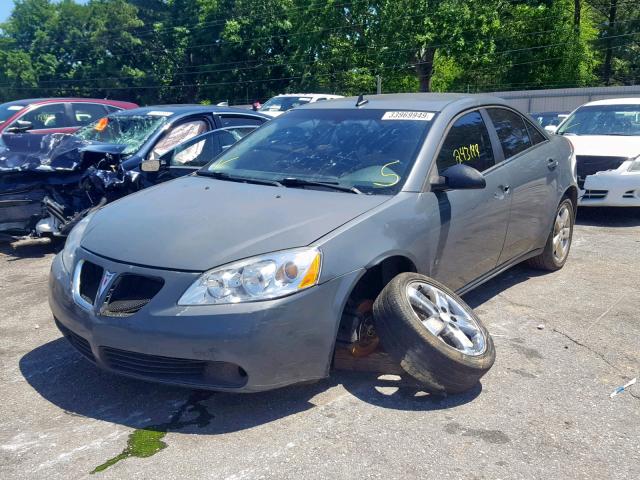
(335, 254, 418, 345)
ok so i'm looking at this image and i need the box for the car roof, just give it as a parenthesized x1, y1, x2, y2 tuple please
(0, 98, 136, 107)
(583, 98, 640, 106)
(111, 104, 270, 119)
(298, 93, 509, 112)
(273, 93, 343, 98)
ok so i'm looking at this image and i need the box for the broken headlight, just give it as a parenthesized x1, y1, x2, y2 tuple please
(61, 212, 95, 271)
(178, 248, 322, 305)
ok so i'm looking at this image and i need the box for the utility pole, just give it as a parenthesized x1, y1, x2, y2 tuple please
(376, 75, 382, 95)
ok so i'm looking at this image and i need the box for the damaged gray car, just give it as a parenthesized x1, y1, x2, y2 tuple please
(49, 93, 577, 394)
(0, 105, 269, 239)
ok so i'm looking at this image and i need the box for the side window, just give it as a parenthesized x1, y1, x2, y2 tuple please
(105, 105, 122, 114)
(218, 115, 265, 127)
(17, 104, 68, 130)
(171, 134, 214, 167)
(487, 108, 532, 159)
(436, 111, 495, 173)
(71, 103, 109, 126)
(152, 119, 208, 157)
(525, 119, 547, 145)
(170, 129, 239, 167)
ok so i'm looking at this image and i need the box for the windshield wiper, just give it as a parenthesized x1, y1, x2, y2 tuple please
(198, 170, 283, 187)
(279, 177, 362, 194)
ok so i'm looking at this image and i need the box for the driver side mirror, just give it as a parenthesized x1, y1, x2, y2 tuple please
(140, 151, 161, 172)
(6, 120, 33, 133)
(431, 164, 486, 191)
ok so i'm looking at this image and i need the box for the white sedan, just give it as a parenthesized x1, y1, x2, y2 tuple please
(554, 98, 640, 207)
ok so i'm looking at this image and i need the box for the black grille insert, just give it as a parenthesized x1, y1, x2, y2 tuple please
(101, 347, 248, 387)
(55, 319, 95, 362)
(79, 261, 103, 305)
(101, 274, 164, 317)
(576, 155, 628, 188)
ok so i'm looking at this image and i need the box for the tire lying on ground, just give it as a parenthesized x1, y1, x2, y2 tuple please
(372, 272, 495, 394)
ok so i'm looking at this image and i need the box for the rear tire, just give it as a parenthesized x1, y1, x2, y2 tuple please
(372, 273, 495, 394)
(527, 197, 574, 271)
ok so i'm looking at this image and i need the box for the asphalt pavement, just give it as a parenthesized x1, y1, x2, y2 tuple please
(1, 207, 639, 480)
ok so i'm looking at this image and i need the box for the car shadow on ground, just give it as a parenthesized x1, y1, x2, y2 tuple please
(19, 338, 481, 437)
(576, 206, 640, 227)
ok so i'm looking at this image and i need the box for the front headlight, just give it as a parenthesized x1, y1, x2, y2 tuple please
(178, 248, 322, 305)
(628, 155, 640, 172)
(61, 212, 95, 271)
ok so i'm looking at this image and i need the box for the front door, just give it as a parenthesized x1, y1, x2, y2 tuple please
(429, 110, 512, 291)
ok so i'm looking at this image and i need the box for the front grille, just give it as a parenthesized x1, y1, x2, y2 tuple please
(79, 261, 103, 305)
(100, 274, 164, 317)
(56, 319, 95, 362)
(576, 155, 628, 188)
(101, 347, 248, 387)
(623, 190, 636, 199)
(582, 189, 608, 200)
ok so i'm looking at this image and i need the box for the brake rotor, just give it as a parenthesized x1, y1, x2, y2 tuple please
(349, 299, 380, 357)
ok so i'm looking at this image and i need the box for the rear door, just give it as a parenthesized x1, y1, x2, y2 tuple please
(486, 107, 558, 264)
(69, 102, 111, 129)
(429, 109, 512, 291)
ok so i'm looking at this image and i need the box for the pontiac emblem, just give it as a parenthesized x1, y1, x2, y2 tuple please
(98, 270, 117, 299)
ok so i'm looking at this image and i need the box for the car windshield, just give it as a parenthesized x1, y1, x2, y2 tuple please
(0, 103, 27, 124)
(203, 109, 434, 195)
(75, 114, 169, 154)
(557, 104, 640, 136)
(260, 96, 313, 113)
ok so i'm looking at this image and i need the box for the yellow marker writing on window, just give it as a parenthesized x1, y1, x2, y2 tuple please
(373, 160, 401, 187)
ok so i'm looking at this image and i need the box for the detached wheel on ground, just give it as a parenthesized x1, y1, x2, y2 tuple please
(527, 197, 574, 271)
(372, 273, 495, 394)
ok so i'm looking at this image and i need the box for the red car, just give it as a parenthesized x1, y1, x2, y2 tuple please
(0, 98, 138, 151)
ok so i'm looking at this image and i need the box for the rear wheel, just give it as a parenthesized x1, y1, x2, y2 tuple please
(527, 197, 574, 271)
(373, 273, 495, 394)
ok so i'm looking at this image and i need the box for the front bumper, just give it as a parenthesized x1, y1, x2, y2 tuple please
(579, 171, 640, 207)
(49, 248, 361, 392)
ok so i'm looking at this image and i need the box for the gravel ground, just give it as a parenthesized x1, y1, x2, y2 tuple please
(1, 207, 639, 480)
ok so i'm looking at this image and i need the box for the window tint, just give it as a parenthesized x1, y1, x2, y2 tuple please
(219, 115, 265, 127)
(487, 108, 532, 158)
(152, 120, 208, 157)
(436, 111, 495, 173)
(18, 103, 68, 129)
(71, 103, 108, 126)
(525, 119, 547, 145)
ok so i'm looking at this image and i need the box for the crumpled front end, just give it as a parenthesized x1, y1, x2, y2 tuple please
(0, 135, 138, 237)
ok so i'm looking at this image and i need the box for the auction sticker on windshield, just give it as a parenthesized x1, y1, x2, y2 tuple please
(147, 111, 173, 117)
(382, 111, 435, 121)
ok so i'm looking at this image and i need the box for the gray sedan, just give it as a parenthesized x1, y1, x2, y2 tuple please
(48, 93, 577, 392)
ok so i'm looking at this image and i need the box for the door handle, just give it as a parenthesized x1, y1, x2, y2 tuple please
(547, 158, 558, 170)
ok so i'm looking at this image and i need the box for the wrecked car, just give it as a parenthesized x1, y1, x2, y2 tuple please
(0, 105, 269, 238)
(554, 98, 640, 207)
(49, 93, 577, 394)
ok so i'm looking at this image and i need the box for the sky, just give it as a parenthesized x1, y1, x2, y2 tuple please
(1, 0, 89, 23)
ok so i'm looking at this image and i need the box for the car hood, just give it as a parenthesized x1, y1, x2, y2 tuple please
(81, 175, 390, 271)
(0, 134, 132, 173)
(564, 135, 640, 158)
